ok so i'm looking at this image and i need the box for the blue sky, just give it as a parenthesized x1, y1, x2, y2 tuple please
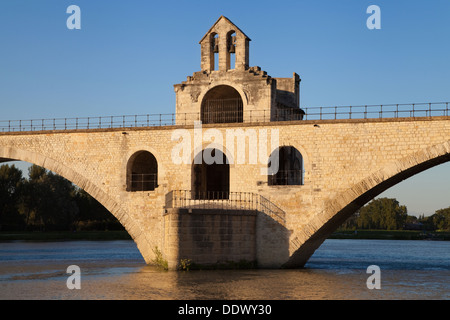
(0, 0, 449, 216)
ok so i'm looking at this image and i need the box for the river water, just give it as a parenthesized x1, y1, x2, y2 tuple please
(0, 239, 448, 300)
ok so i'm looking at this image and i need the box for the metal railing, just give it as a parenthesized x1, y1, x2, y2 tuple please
(268, 169, 304, 186)
(165, 190, 257, 210)
(165, 190, 286, 225)
(201, 98, 244, 124)
(0, 114, 177, 132)
(300, 102, 450, 121)
(1, 102, 448, 133)
(128, 173, 158, 192)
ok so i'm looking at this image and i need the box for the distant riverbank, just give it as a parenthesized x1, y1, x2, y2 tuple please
(0, 229, 449, 242)
(330, 229, 450, 241)
(0, 230, 132, 241)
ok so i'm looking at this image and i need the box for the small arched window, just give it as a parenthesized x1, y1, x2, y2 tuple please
(268, 146, 303, 186)
(127, 151, 158, 191)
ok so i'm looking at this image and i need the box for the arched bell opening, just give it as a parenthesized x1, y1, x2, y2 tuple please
(226, 30, 236, 70)
(211, 32, 219, 71)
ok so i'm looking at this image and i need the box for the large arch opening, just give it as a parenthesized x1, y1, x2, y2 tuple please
(201, 85, 243, 124)
(192, 148, 230, 200)
(0, 147, 141, 239)
(284, 142, 450, 268)
(0, 160, 125, 233)
(127, 151, 158, 192)
(0, 146, 158, 264)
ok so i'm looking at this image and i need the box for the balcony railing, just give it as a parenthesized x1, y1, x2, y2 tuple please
(165, 190, 286, 226)
(1, 102, 448, 133)
(201, 98, 244, 124)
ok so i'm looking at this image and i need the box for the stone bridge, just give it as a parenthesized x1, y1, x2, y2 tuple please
(2, 16, 449, 269)
(1, 114, 449, 269)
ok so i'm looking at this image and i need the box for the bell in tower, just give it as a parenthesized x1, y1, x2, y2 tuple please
(212, 33, 219, 53)
(228, 33, 236, 54)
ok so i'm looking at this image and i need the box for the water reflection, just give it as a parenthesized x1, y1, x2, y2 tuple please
(59, 266, 373, 300)
(0, 239, 448, 300)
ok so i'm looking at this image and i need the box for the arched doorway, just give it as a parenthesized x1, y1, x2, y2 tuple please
(201, 85, 243, 124)
(192, 148, 229, 199)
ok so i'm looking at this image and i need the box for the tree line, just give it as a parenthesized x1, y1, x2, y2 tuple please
(1, 163, 449, 232)
(0, 164, 123, 231)
(340, 197, 450, 231)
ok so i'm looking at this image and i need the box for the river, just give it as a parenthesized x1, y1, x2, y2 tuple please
(0, 239, 448, 300)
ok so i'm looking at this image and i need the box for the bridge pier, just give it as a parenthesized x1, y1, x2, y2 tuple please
(163, 208, 257, 270)
(162, 202, 290, 270)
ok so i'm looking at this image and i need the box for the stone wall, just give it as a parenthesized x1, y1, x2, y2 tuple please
(164, 208, 256, 269)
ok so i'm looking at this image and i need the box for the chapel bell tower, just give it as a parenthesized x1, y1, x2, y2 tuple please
(174, 16, 304, 125)
(199, 15, 250, 72)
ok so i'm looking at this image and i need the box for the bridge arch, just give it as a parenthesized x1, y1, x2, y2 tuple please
(0, 145, 150, 262)
(285, 139, 450, 268)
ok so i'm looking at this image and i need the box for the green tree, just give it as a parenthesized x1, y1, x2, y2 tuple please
(20, 165, 46, 229)
(339, 211, 359, 230)
(0, 163, 121, 232)
(22, 165, 78, 231)
(43, 171, 79, 230)
(0, 164, 24, 230)
(357, 198, 408, 230)
(73, 188, 123, 230)
(432, 207, 450, 231)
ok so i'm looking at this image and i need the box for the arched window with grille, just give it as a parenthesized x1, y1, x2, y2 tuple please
(127, 151, 158, 192)
(268, 146, 303, 186)
(201, 85, 243, 124)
